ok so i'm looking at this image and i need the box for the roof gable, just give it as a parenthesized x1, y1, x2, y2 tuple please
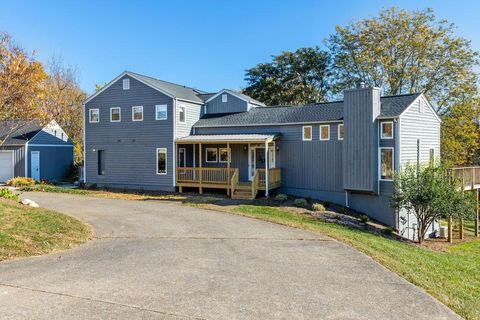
(205, 89, 266, 106)
(0, 120, 44, 145)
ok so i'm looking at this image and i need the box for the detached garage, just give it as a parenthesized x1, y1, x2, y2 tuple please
(0, 120, 74, 183)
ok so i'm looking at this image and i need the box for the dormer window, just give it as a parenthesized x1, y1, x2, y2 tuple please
(123, 78, 130, 90)
(222, 94, 227, 103)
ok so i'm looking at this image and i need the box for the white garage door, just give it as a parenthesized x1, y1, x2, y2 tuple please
(0, 151, 14, 182)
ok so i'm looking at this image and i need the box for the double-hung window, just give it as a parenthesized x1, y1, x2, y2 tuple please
(156, 148, 167, 175)
(219, 148, 230, 163)
(381, 121, 393, 139)
(206, 148, 218, 163)
(320, 125, 330, 140)
(156, 105, 167, 120)
(178, 106, 186, 123)
(338, 124, 344, 140)
(89, 109, 99, 123)
(302, 126, 312, 141)
(380, 147, 394, 180)
(132, 106, 143, 121)
(110, 107, 121, 122)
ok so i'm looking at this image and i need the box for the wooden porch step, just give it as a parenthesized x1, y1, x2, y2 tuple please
(232, 189, 255, 200)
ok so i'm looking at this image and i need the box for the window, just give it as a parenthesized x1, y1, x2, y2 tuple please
(89, 109, 99, 123)
(381, 121, 393, 139)
(123, 78, 130, 90)
(156, 148, 167, 175)
(132, 106, 143, 121)
(320, 125, 330, 140)
(302, 126, 312, 141)
(97, 150, 105, 175)
(155, 104, 167, 120)
(110, 107, 121, 122)
(429, 148, 435, 164)
(206, 148, 218, 163)
(178, 105, 186, 123)
(338, 124, 344, 140)
(222, 94, 228, 103)
(380, 148, 394, 180)
(219, 148, 230, 163)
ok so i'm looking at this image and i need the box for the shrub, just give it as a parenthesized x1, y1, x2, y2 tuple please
(0, 188, 19, 201)
(384, 226, 394, 235)
(323, 201, 331, 209)
(274, 194, 288, 202)
(312, 203, 325, 212)
(339, 207, 349, 215)
(6, 177, 35, 187)
(360, 214, 370, 223)
(293, 198, 308, 208)
(305, 196, 312, 203)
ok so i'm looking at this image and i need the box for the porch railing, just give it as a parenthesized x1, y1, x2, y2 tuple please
(177, 167, 237, 185)
(258, 168, 282, 188)
(252, 169, 260, 198)
(230, 168, 239, 194)
(449, 167, 480, 189)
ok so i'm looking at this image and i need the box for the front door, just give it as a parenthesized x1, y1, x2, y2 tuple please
(249, 146, 266, 181)
(31, 151, 40, 181)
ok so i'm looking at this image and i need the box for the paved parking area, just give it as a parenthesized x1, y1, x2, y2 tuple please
(0, 192, 459, 319)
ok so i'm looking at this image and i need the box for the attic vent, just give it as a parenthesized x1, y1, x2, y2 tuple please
(222, 94, 227, 103)
(123, 78, 130, 90)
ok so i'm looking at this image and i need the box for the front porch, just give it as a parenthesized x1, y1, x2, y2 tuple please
(175, 134, 281, 200)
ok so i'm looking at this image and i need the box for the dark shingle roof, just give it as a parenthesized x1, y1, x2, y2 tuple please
(0, 120, 43, 145)
(129, 71, 207, 103)
(194, 93, 421, 127)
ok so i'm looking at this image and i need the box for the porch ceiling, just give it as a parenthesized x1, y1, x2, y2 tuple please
(176, 134, 279, 144)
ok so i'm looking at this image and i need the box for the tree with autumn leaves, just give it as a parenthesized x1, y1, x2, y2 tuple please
(0, 32, 86, 164)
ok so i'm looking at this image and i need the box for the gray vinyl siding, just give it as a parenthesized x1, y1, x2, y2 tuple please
(176, 101, 202, 138)
(342, 87, 380, 193)
(27, 146, 73, 181)
(84, 75, 175, 191)
(0, 145, 25, 177)
(206, 92, 248, 114)
(400, 96, 441, 167)
(195, 123, 344, 192)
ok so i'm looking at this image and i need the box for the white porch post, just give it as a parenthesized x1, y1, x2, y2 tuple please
(265, 141, 269, 197)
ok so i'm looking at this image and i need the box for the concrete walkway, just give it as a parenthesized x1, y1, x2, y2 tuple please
(0, 192, 459, 320)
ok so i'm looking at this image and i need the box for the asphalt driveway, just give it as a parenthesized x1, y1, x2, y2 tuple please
(0, 192, 459, 319)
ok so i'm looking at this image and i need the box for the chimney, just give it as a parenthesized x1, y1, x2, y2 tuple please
(342, 85, 381, 193)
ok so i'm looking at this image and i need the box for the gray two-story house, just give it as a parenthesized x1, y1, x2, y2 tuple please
(84, 71, 441, 240)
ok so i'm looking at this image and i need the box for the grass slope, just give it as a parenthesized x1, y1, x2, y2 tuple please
(0, 199, 91, 261)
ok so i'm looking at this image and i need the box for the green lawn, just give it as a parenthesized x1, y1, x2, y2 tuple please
(19, 185, 480, 319)
(0, 199, 91, 261)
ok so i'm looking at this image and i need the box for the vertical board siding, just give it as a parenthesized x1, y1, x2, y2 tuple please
(195, 123, 344, 192)
(343, 88, 380, 192)
(0, 145, 25, 177)
(28, 146, 73, 181)
(85, 75, 175, 190)
(400, 96, 441, 167)
(206, 92, 248, 114)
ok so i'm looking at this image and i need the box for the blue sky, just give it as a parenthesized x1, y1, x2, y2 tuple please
(1, 0, 479, 94)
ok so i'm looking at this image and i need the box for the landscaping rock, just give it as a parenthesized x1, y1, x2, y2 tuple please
(20, 199, 39, 208)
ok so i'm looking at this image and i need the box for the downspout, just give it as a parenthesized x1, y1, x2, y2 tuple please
(395, 117, 401, 231)
(265, 140, 269, 197)
(83, 103, 86, 183)
(172, 99, 177, 188)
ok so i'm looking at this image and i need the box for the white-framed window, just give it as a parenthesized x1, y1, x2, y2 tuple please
(178, 105, 186, 123)
(338, 123, 344, 140)
(206, 148, 218, 163)
(302, 126, 312, 141)
(89, 109, 99, 123)
(110, 107, 121, 122)
(156, 148, 167, 175)
(219, 148, 230, 163)
(320, 124, 330, 140)
(132, 106, 143, 121)
(123, 78, 130, 90)
(381, 121, 393, 139)
(222, 94, 228, 103)
(155, 104, 167, 120)
(380, 147, 394, 181)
